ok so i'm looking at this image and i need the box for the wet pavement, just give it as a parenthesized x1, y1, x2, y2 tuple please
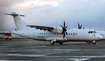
(0, 39, 105, 61)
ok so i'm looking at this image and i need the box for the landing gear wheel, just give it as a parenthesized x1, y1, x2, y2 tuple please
(59, 42, 63, 45)
(56, 41, 59, 43)
(87, 41, 90, 44)
(50, 42, 55, 45)
(92, 41, 96, 45)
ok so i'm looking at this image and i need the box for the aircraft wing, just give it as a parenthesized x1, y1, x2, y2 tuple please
(27, 25, 54, 31)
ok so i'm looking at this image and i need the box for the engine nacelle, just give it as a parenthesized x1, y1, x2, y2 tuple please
(49, 27, 62, 33)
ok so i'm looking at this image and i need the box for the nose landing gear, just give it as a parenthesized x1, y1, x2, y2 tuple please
(50, 39, 64, 45)
(87, 41, 97, 45)
(92, 41, 96, 45)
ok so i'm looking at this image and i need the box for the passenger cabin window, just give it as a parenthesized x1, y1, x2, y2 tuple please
(88, 31, 97, 33)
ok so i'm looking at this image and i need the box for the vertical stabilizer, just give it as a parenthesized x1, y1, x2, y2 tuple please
(6, 12, 31, 31)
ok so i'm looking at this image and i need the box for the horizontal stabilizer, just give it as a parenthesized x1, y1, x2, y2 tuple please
(5, 12, 30, 31)
(5, 12, 25, 17)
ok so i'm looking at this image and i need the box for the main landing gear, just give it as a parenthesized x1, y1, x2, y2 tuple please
(50, 39, 64, 45)
(50, 41, 55, 45)
(50, 39, 56, 45)
(50, 41, 64, 45)
(87, 41, 97, 45)
(59, 42, 63, 45)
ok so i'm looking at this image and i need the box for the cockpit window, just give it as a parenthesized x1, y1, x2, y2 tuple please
(88, 31, 97, 33)
(93, 31, 97, 33)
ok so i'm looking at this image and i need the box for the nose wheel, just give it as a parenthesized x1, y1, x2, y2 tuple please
(92, 41, 97, 45)
(87, 41, 97, 45)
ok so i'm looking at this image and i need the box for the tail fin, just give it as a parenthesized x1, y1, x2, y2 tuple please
(6, 12, 31, 31)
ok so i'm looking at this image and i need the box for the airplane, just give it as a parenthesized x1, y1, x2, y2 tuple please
(0, 31, 26, 40)
(2, 12, 102, 45)
(0, 31, 12, 40)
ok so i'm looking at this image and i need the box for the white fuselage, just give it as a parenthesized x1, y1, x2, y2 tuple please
(11, 29, 102, 42)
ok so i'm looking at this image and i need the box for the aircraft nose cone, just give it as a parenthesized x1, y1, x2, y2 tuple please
(94, 34, 103, 39)
(99, 36, 103, 39)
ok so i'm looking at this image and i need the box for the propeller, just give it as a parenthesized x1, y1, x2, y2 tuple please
(78, 22, 82, 29)
(78, 22, 85, 29)
(60, 20, 68, 39)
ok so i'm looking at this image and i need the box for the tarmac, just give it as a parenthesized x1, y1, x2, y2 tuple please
(0, 39, 105, 61)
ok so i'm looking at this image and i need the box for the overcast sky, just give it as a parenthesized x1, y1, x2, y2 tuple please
(0, 0, 105, 31)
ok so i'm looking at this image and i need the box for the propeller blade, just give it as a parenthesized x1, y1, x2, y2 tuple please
(78, 23, 79, 29)
(78, 22, 82, 29)
(63, 33, 65, 39)
(65, 26, 68, 28)
(64, 20, 65, 27)
(60, 25, 63, 28)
